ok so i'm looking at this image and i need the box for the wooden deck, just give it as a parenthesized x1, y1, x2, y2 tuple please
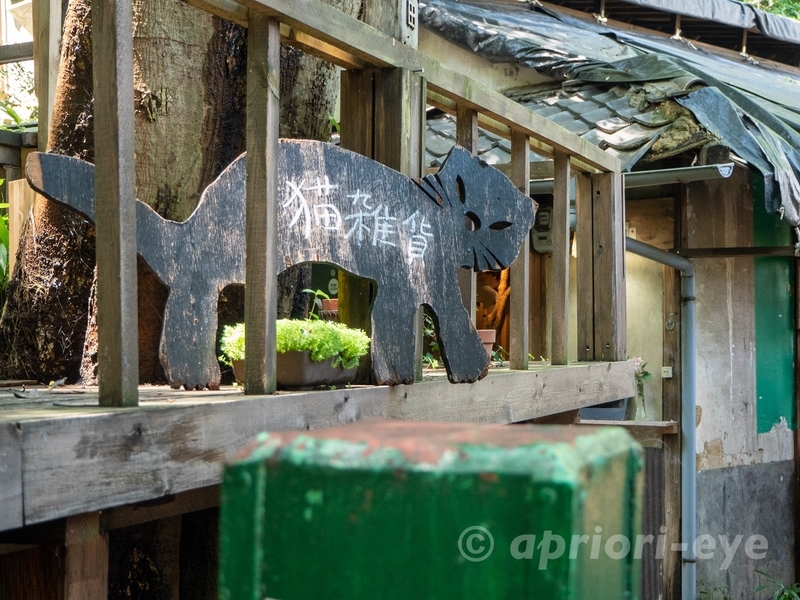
(0, 361, 633, 531)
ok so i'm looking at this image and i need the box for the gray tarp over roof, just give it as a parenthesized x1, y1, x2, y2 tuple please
(421, 0, 800, 225)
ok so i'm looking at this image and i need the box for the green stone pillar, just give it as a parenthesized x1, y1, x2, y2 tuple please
(219, 421, 643, 600)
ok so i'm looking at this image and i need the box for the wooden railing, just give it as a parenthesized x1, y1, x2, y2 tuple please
(86, 0, 626, 406)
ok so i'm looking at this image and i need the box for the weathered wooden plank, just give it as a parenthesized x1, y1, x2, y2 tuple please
(576, 173, 594, 361)
(101, 485, 219, 531)
(0, 41, 34, 65)
(509, 130, 531, 369)
(577, 419, 678, 443)
(528, 252, 547, 360)
(28, 143, 534, 387)
(591, 172, 626, 361)
(244, 13, 280, 395)
(551, 150, 571, 365)
(456, 104, 478, 324)
(231, 0, 620, 172)
(18, 362, 634, 524)
(32, 0, 60, 150)
(182, 0, 248, 25)
(339, 69, 376, 385)
(7, 179, 36, 276)
(64, 513, 108, 600)
(0, 423, 23, 531)
(93, 0, 139, 406)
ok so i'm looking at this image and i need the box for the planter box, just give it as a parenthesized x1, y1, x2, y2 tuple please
(232, 351, 358, 389)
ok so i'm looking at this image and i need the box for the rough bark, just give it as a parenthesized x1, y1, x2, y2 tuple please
(0, 0, 362, 385)
(0, 0, 95, 382)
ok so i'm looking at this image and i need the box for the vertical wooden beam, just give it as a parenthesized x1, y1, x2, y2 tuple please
(339, 69, 376, 384)
(244, 13, 280, 395)
(591, 172, 626, 361)
(93, 0, 139, 407)
(509, 130, 530, 370)
(662, 264, 682, 600)
(551, 150, 571, 365)
(456, 105, 477, 324)
(32, 0, 62, 151)
(64, 512, 108, 600)
(340, 68, 425, 382)
(576, 172, 594, 361)
(528, 251, 547, 360)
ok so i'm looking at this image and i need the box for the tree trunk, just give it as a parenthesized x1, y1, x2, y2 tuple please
(0, 0, 361, 385)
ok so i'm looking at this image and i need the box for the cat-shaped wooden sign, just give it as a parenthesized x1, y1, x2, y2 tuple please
(27, 141, 535, 389)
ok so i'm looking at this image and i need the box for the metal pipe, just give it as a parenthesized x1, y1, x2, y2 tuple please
(625, 236, 696, 600)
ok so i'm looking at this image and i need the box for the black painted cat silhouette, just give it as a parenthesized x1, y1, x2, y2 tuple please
(27, 140, 535, 389)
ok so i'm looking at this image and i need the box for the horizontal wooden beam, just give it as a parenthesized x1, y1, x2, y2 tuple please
(577, 419, 679, 443)
(0, 42, 33, 65)
(3, 362, 633, 527)
(101, 485, 220, 530)
(673, 246, 798, 258)
(194, 0, 621, 172)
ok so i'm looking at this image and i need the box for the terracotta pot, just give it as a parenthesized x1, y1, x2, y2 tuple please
(320, 298, 339, 322)
(277, 350, 357, 389)
(477, 329, 496, 357)
(231, 359, 245, 383)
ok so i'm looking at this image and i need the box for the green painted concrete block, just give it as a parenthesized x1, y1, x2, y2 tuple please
(219, 421, 643, 600)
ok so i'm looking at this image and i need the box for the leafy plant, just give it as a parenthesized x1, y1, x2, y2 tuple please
(743, 0, 800, 20)
(219, 323, 246, 365)
(755, 570, 800, 599)
(219, 319, 370, 370)
(697, 583, 732, 600)
(303, 288, 330, 319)
(422, 352, 440, 369)
(491, 345, 507, 363)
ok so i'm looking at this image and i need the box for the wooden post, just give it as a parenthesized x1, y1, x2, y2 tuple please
(244, 13, 280, 395)
(93, 0, 139, 407)
(591, 172, 626, 361)
(576, 172, 594, 361)
(456, 104, 477, 324)
(509, 130, 530, 369)
(64, 512, 108, 600)
(32, 0, 62, 151)
(339, 69, 376, 383)
(551, 150, 571, 365)
(339, 68, 425, 382)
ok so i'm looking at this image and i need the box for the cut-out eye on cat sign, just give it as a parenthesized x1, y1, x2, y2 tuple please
(489, 221, 511, 231)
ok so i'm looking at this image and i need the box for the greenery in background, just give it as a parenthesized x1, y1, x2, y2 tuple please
(744, 0, 800, 19)
(219, 320, 370, 370)
(303, 287, 330, 319)
(422, 312, 440, 369)
(755, 570, 800, 599)
(0, 62, 36, 124)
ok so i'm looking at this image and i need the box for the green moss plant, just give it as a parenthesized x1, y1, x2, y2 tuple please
(219, 319, 370, 371)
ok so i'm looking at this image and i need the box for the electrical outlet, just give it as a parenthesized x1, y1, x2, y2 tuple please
(661, 366, 673, 379)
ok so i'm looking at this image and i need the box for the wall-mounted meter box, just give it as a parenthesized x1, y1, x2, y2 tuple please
(531, 203, 577, 253)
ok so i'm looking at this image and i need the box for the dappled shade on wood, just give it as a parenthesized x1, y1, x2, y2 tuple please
(26, 141, 535, 388)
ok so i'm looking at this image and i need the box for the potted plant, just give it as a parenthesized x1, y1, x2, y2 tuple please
(219, 319, 370, 389)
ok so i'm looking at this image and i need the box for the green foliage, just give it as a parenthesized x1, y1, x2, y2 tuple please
(219, 323, 246, 365)
(491, 345, 507, 363)
(754, 570, 800, 600)
(219, 319, 370, 370)
(743, 0, 800, 19)
(303, 288, 330, 319)
(697, 583, 732, 600)
(422, 311, 440, 368)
